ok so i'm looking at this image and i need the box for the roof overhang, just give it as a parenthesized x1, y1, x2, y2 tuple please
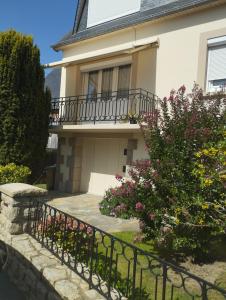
(45, 37, 159, 69)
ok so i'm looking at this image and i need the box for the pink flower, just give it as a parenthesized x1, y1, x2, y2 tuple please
(179, 85, 186, 94)
(87, 227, 93, 236)
(135, 202, 145, 212)
(148, 213, 156, 221)
(139, 220, 146, 230)
(115, 174, 123, 181)
(79, 223, 86, 231)
(152, 170, 158, 178)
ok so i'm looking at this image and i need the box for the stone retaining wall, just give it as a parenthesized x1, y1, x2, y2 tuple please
(0, 183, 105, 300)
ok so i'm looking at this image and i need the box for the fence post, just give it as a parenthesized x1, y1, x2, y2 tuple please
(132, 248, 137, 298)
(202, 283, 208, 300)
(89, 228, 96, 289)
(162, 263, 167, 300)
(108, 238, 115, 299)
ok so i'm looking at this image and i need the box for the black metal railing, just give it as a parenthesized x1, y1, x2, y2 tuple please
(27, 201, 226, 300)
(50, 88, 159, 126)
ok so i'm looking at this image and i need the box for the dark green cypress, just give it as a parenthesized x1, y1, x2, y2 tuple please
(0, 30, 51, 180)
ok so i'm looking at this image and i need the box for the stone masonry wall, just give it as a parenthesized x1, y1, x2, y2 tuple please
(0, 183, 104, 300)
(55, 136, 83, 193)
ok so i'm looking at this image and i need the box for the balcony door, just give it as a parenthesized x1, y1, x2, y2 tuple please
(82, 64, 131, 122)
(87, 70, 99, 98)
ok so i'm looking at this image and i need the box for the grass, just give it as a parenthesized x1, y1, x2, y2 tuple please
(94, 232, 194, 299)
(34, 183, 47, 190)
(108, 231, 226, 300)
(42, 223, 226, 300)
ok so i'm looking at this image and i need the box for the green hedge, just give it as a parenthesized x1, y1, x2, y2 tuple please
(0, 163, 31, 185)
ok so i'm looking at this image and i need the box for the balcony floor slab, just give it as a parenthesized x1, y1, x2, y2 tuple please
(50, 123, 141, 134)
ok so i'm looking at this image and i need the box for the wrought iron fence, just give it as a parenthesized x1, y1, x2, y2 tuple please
(27, 201, 226, 300)
(50, 88, 159, 126)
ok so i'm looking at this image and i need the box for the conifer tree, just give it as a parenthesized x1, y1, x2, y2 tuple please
(0, 30, 51, 180)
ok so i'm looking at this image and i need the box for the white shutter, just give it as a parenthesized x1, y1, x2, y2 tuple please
(207, 44, 226, 81)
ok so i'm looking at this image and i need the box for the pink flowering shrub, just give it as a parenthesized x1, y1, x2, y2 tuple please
(100, 85, 226, 260)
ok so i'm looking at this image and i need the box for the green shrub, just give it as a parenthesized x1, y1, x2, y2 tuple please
(0, 163, 31, 184)
(100, 85, 226, 261)
(0, 30, 51, 180)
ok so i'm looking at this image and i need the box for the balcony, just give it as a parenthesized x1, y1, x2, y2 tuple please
(50, 88, 159, 127)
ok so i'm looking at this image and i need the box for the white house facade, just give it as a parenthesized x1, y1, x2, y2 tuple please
(48, 0, 226, 195)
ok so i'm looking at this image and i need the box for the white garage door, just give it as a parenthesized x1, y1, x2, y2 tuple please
(81, 138, 127, 195)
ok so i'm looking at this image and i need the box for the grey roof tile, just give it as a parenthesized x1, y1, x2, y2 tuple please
(52, 0, 219, 50)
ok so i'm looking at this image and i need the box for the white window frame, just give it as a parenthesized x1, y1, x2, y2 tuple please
(206, 35, 226, 93)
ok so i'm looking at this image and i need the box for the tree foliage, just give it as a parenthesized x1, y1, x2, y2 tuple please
(100, 85, 226, 260)
(0, 30, 51, 179)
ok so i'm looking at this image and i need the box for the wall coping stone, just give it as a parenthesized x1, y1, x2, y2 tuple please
(0, 183, 47, 198)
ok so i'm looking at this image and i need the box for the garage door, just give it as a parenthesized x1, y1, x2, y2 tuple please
(80, 138, 127, 195)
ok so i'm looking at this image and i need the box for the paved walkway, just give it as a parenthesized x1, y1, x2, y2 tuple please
(47, 193, 139, 233)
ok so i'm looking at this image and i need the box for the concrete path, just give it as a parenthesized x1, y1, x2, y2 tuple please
(47, 193, 139, 233)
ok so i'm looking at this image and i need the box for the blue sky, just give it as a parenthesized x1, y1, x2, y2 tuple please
(0, 0, 78, 66)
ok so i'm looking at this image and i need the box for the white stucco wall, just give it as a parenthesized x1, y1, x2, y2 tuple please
(59, 3, 226, 98)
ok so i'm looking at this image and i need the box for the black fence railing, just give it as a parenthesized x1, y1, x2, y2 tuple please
(27, 201, 226, 300)
(50, 88, 159, 126)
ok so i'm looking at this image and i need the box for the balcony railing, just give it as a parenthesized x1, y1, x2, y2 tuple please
(50, 88, 159, 126)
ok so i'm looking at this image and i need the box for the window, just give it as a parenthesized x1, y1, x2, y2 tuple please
(87, 0, 141, 28)
(83, 65, 131, 97)
(206, 36, 226, 92)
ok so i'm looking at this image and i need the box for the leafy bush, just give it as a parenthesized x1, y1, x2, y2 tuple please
(0, 163, 31, 184)
(100, 85, 226, 260)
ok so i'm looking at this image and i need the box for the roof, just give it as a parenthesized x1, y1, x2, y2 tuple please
(52, 0, 220, 50)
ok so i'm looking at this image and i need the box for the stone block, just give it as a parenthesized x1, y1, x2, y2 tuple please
(43, 266, 68, 284)
(0, 214, 22, 234)
(1, 193, 20, 207)
(59, 155, 64, 164)
(72, 180, 80, 192)
(68, 137, 76, 147)
(31, 255, 57, 272)
(82, 289, 105, 300)
(0, 183, 47, 199)
(54, 280, 81, 300)
(11, 236, 35, 254)
(1, 204, 20, 221)
(59, 137, 66, 145)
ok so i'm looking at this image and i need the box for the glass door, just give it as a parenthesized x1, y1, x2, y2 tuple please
(87, 70, 99, 98)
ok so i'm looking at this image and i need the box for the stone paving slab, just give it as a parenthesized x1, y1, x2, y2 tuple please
(47, 192, 139, 233)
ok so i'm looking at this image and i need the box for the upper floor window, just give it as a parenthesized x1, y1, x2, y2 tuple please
(87, 0, 141, 28)
(206, 36, 226, 92)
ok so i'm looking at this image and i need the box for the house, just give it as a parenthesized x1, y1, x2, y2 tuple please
(48, 0, 226, 195)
